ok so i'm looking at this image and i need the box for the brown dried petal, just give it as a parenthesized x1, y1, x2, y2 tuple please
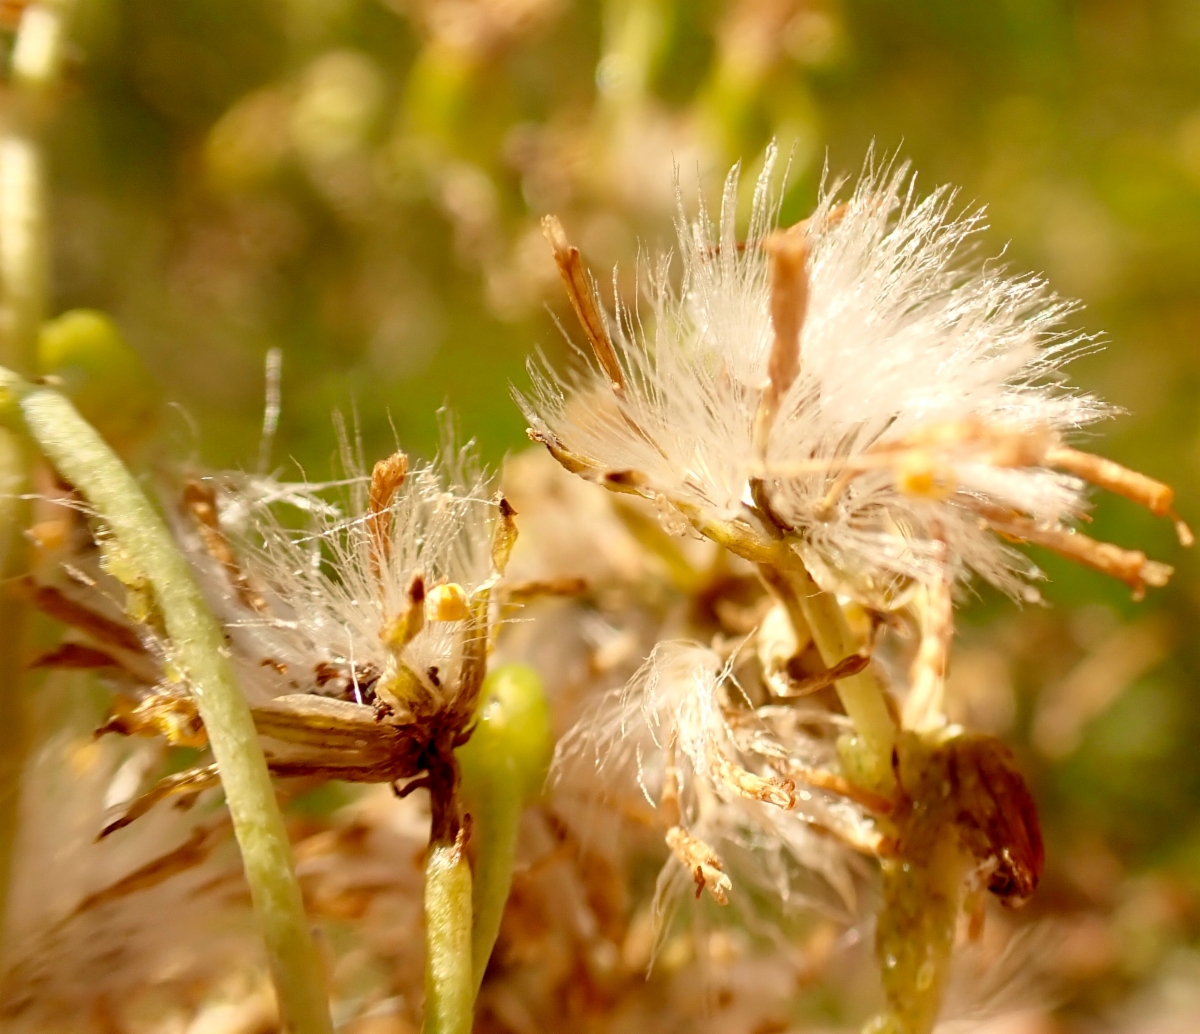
(945, 734, 1045, 908)
(367, 450, 409, 582)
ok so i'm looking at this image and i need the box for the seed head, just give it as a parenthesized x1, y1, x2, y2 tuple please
(520, 146, 1182, 607)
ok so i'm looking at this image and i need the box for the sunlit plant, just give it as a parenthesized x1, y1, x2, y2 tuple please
(524, 145, 1186, 1034)
(0, 5, 1186, 1021)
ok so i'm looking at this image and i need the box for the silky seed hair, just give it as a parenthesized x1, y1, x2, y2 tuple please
(519, 145, 1178, 610)
(184, 439, 501, 712)
(556, 640, 878, 926)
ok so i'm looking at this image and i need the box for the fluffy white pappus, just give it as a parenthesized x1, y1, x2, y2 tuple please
(648, 787, 868, 936)
(188, 443, 500, 709)
(520, 145, 1110, 604)
(556, 641, 868, 925)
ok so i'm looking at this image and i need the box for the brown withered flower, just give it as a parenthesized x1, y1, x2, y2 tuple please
(28, 443, 518, 845)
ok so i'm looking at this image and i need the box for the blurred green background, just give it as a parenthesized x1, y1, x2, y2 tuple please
(30, 0, 1200, 1018)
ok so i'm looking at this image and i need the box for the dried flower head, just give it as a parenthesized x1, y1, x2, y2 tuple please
(520, 146, 1184, 609)
(557, 640, 884, 929)
(194, 443, 503, 721)
(28, 438, 519, 838)
(520, 146, 1188, 1034)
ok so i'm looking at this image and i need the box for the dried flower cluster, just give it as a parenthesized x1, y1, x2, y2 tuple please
(2, 151, 1186, 1034)
(520, 147, 1184, 1033)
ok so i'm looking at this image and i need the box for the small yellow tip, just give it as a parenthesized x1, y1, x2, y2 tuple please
(426, 582, 470, 622)
(895, 451, 955, 500)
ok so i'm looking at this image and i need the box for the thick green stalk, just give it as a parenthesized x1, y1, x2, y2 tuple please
(865, 732, 975, 1034)
(0, 374, 332, 1034)
(422, 839, 474, 1034)
(777, 555, 897, 795)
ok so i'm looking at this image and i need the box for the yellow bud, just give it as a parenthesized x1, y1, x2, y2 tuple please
(425, 582, 469, 622)
(895, 451, 955, 499)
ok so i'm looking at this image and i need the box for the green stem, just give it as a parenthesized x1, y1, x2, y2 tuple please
(596, 0, 668, 123)
(403, 41, 475, 147)
(422, 838, 474, 1034)
(0, 135, 47, 349)
(866, 732, 974, 1034)
(777, 555, 897, 795)
(0, 374, 332, 1034)
(681, 502, 898, 795)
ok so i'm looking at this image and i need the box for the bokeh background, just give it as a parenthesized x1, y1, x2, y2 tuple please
(33, 0, 1200, 1026)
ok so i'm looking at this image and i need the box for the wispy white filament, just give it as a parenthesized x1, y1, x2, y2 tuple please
(189, 443, 498, 709)
(557, 641, 871, 922)
(520, 147, 1109, 606)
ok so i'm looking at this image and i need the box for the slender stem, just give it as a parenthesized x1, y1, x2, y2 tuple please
(596, 0, 667, 122)
(0, 375, 333, 1034)
(682, 503, 898, 794)
(422, 750, 474, 1034)
(776, 554, 897, 795)
(464, 795, 520, 995)
(0, 135, 46, 350)
(422, 837, 474, 1034)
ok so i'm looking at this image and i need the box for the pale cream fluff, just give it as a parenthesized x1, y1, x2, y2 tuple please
(520, 146, 1111, 607)
(557, 641, 878, 929)
(185, 441, 502, 713)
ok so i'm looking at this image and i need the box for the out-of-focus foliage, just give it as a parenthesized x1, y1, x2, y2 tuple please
(32, 0, 1200, 1026)
(37, 309, 157, 453)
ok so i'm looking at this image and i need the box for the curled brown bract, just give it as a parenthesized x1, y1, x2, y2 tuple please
(943, 734, 1045, 908)
(753, 230, 809, 458)
(367, 451, 408, 583)
(542, 215, 626, 398)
